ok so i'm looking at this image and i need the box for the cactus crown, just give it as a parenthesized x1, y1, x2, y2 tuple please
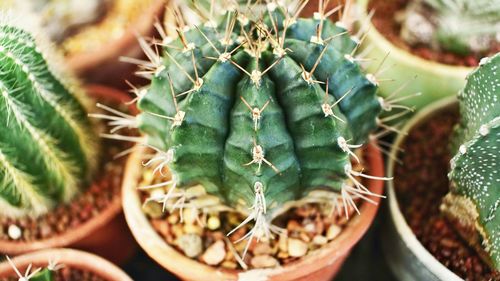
(5, 255, 62, 281)
(102, 0, 401, 252)
(445, 53, 500, 269)
(400, 0, 500, 55)
(0, 19, 99, 218)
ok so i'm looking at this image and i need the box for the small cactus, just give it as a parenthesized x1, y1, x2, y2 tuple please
(399, 0, 500, 55)
(0, 19, 99, 217)
(104, 1, 400, 254)
(5, 255, 62, 281)
(441, 53, 500, 270)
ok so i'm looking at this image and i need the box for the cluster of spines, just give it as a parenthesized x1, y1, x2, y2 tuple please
(445, 53, 500, 270)
(100, 0, 410, 254)
(5, 255, 63, 281)
(0, 22, 98, 217)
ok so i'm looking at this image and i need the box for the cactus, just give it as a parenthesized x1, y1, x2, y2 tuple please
(5, 255, 61, 281)
(399, 0, 500, 56)
(441, 53, 500, 270)
(0, 20, 99, 218)
(104, 1, 399, 253)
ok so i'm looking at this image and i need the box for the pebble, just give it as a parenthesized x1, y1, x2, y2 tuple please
(182, 209, 198, 225)
(251, 255, 279, 268)
(183, 224, 203, 235)
(201, 240, 226, 266)
(312, 235, 328, 246)
(142, 200, 164, 219)
(207, 215, 220, 230)
(288, 238, 308, 257)
(7, 224, 22, 240)
(171, 224, 184, 238)
(221, 260, 237, 269)
(278, 233, 288, 252)
(327, 225, 342, 240)
(167, 213, 179, 224)
(253, 243, 273, 255)
(177, 234, 202, 258)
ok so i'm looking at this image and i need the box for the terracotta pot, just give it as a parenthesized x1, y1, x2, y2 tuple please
(122, 143, 384, 281)
(67, 0, 165, 88)
(0, 248, 132, 281)
(383, 97, 462, 281)
(0, 85, 137, 265)
(355, 0, 472, 110)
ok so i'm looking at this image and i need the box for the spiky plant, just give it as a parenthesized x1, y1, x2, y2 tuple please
(399, 0, 500, 56)
(104, 0, 400, 255)
(0, 20, 99, 218)
(5, 255, 63, 281)
(441, 53, 500, 270)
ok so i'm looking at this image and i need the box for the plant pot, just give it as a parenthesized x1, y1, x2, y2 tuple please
(355, 0, 472, 110)
(0, 248, 132, 281)
(0, 85, 137, 265)
(122, 143, 384, 281)
(67, 0, 165, 88)
(383, 97, 463, 281)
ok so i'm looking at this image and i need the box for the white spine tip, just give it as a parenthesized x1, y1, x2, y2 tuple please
(479, 125, 490, 136)
(459, 145, 467, 154)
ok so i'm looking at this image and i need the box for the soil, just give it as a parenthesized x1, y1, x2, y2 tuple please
(0, 103, 133, 243)
(393, 105, 500, 280)
(1, 266, 106, 281)
(139, 154, 369, 270)
(368, 0, 500, 67)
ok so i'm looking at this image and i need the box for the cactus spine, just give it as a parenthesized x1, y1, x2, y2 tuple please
(442, 53, 500, 270)
(104, 1, 399, 250)
(0, 20, 99, 217)
(399, 0, 500, 55)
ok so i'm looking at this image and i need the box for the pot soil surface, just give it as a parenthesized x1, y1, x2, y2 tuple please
(139, 154, 370, 270)
(0, 103, 133, 244)
(368, 0, 500, 67)
(394, 106, 500, 280)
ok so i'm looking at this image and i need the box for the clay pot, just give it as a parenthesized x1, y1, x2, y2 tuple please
(355, 0, 471, 110)
(67, 0, 165, 88)
(122, 143, 384, 281)
(0, 85, 137, 265)
(383, 97, 462, 281)
(0, 248, 132, 281)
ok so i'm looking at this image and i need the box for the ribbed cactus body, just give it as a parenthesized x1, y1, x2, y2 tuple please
(444, 53, 500, 269)
(0, 24, 98, 217)
(137, 5, 383, 217)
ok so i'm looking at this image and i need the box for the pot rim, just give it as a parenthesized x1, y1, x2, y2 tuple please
(122, 142, 384, 281)
(0, 85, 131, 255)
(356, 0, 472, 77)
(0, 248, 132, 281)
(386, 96, 462, 281)
(66, 0, 165, 74)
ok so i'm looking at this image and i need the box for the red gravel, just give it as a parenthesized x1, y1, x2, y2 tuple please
(394, 106, 500, 280)
(368, 0, 500, 67)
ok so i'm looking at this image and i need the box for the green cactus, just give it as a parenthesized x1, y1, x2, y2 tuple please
(399, 0, 500, 56)
(0, 21, 99, 218)
(105, 1, 396, 250)
(5, 255, 59, 281)
(441, 53, 500, 270)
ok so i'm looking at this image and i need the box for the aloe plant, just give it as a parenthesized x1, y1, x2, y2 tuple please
(399, 0, 500, 56)
(0, 21, 99, 218)
(441, 53, 500, 270)
(103, 1, 400, 255)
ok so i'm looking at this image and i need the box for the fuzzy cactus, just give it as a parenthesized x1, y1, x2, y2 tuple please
(106, 1, 398, 251)
(399, 0, 500, 55)
(0, 21, 99, 217)
(441, 53, 500, 270)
